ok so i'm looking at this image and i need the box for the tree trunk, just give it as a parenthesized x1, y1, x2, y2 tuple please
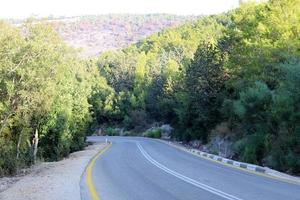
(16, 133, 22, 159)
(0, 98, 16, 136)
(32, 128, 39, 164)
(0, 112, 12, 136)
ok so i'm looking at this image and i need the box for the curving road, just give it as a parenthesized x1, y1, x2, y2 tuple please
(80, 136, 300, 200)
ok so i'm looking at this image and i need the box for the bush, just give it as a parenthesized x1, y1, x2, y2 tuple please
(122, 115, 133, 130)
(0, 145, 18, 176)
(233, 133, 266, 164)
(144, 129, 161, 138)
(123, 131, 137, 136)
(129, 110, 149, 132)
(265, 128, 300, 174)
(104, 127, 118, 136)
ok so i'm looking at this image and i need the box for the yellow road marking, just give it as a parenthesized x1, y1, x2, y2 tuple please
(86, 142, 113, 200)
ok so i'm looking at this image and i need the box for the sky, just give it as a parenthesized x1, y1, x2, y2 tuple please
(0, 0, 240, 19)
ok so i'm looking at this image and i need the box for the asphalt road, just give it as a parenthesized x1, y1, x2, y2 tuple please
(81, 136, 300, 200)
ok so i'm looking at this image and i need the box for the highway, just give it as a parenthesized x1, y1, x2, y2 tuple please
(80, 136, 300, 200)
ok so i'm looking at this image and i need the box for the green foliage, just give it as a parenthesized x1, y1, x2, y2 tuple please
(144, 129, 161, 138)
(234, 81, 272, 123)
(92, 0, 300, 174)
(104, 127, 118, 136)
(183, 41, 228, 142)
(2, 0, 300, 176)
(226, 63, 300, 173)
(0, 21, 108, 175)
(96, 15, 224, 126)
(234, 133, 266, 164)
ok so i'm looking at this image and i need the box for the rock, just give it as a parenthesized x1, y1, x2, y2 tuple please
(118, 128, 125, 136)
(114, 128, 124, 136)
(205, 136, 234, 158)
(159, 124, 173, 139)
(188, 140, 202, 149)
(145, 127, 158, 133)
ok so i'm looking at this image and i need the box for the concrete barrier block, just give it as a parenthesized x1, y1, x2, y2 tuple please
(227, 160, 233, 165)
(247, 165, 256, 171)
(240, 163, 247, 168)
(213, 156, 219, 161)
(255, 167, 266, 173)
(221, 158, 228, 163)
(233, 161, 240, 167)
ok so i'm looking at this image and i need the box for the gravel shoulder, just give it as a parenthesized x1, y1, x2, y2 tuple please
(0, 142, 107, 200)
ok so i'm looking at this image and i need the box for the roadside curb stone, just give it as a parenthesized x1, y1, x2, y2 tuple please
(158, 139, 300, 185)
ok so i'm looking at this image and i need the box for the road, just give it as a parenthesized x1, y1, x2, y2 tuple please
(80, 136, 300, 200)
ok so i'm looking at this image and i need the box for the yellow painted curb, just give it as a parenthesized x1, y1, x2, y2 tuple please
(86, 142, 112, 200)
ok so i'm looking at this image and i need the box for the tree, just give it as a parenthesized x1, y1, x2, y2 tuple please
(183, 41, 228, 142)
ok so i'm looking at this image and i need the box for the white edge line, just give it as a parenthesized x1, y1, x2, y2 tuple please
(137, 142, 243, 200)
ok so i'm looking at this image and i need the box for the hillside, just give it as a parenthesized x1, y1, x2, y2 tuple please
(94, 0, 300, 175)
(44, 14, 199, 57)
(1, 0, 299, 178)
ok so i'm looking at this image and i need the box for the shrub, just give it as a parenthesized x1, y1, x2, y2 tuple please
(0, 144, 18, 176)
(144, 129, 161, 138)
(123, 131, 137, 136)
(233, 133, 266, 164)
(122, 115, 133, 130)
(104, 127, 118, 136)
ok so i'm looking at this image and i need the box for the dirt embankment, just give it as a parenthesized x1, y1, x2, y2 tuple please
(0, 143, 107, 200)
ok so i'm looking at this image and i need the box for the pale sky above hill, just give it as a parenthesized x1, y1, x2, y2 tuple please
(0, 0, 240, 19)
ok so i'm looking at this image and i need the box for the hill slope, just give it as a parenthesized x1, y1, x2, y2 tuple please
(49, 14, 199, 57)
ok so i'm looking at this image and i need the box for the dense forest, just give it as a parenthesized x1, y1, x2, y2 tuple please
(0, 0, 299, 176)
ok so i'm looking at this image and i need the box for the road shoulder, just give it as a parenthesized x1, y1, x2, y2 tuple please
(0, 143, 107, 200)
